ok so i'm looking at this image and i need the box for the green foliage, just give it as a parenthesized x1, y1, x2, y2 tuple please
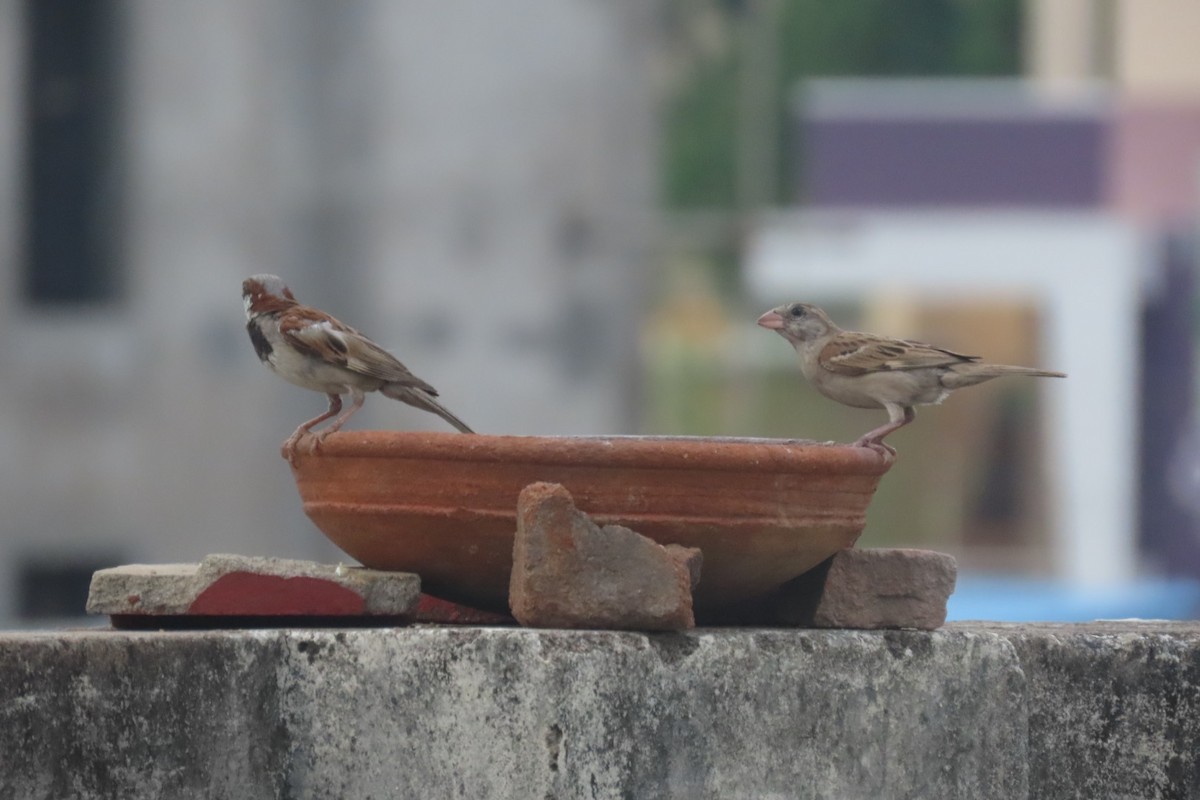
(778, 0, 1021, 77)
(663, 53, 741, 209)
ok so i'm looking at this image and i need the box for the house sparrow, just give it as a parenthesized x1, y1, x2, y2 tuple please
(243, 274, 474, 462)
(757, 302, 1065, 456)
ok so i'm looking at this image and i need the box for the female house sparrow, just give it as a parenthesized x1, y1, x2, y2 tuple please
(757, 302, 1065, 456)
(243, 275, 474, 461)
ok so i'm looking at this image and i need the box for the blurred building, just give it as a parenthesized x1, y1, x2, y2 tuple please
(0, 0, 658, 625)
(747, 0, 1200, 589)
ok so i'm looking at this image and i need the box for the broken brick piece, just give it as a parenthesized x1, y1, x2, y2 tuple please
(509, 482, 701, 631)
(412, 594, 515, 625)
(774, 548, 956, 630)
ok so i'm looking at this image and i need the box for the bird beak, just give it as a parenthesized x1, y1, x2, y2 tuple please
(757, 310, 785, 330)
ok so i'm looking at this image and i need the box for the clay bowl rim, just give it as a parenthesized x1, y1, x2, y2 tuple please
(291, 430, 892, 475)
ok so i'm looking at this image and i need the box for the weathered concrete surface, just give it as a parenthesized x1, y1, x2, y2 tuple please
(1, 623, 1197, 799)
(282, 629, 1024, 799)
(0, 632, 288, 799)
(963, 622, 1200, 800)
(1, 627, 1024, 799)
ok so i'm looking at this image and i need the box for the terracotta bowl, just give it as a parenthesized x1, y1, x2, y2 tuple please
(289, 431, 890, 613)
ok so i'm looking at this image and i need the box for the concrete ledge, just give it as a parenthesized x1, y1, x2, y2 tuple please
(1, 623, 1197, 799)
(963, 622, 1200, 800)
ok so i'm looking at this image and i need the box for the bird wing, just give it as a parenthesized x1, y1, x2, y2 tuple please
(280, 308, 440, 393)
(819, 332, 979, 376)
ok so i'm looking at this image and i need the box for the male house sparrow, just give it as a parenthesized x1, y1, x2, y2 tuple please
(757, 302, 1065, 456)
(243, 274, 473, 461)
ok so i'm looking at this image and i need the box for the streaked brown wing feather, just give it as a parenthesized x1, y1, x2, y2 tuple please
(819, 332, 978, 376)
(280, 307, 439, 393)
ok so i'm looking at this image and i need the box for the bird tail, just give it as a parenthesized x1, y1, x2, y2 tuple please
(943, 363, 1066, 389)
(381, 383, 475, 434)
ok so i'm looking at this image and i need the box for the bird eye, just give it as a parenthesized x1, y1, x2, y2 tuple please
(789, 305, 806, 318)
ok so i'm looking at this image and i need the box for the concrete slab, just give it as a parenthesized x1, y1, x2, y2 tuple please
(3, 623, 1197, 798)
(0, 627, 1025, 799)
(86, 554, 421, 620)
(964, 622, 1200, 799)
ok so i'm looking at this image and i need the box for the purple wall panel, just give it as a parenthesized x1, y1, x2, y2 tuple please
(804, 119, 1107, 207)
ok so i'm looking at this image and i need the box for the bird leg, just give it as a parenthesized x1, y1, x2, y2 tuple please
(313, 387, 365, 443)
(853, 405, 915, 457)
(283, 393, 343, 464)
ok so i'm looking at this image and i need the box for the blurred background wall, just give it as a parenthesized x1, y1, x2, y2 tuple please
(656, 0, 1200, 619)
(0, 0, 657, 624)
(3, 0, 1199, 625)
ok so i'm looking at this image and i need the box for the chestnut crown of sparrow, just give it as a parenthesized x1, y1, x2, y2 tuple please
(243, 274, 473, 461)
(757, 302, 1065, 454)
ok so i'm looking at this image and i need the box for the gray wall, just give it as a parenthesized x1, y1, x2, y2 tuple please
(0, 0, 658, 624)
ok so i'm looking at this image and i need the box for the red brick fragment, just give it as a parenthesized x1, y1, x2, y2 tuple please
(509, 482, 701, 631)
